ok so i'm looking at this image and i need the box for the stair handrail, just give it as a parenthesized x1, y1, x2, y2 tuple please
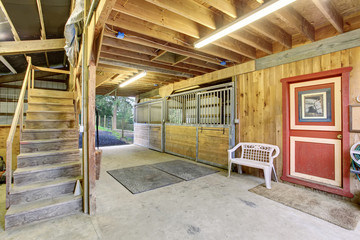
(5, 56, 32, 209)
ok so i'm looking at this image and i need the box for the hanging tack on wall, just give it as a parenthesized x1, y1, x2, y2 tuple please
(356, 96, 360, 103)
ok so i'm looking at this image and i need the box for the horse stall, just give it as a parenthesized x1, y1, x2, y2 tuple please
(134, 83, 235, 169)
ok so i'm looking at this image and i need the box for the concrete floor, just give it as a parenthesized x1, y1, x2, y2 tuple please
(1, 144, 360, 240)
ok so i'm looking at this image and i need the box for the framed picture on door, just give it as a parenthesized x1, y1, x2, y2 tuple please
(289, 77, 341, 131)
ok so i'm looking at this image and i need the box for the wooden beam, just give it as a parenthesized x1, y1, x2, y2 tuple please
(139, 88, 160, 99)
(144, 0, 216, 29)
(96, 73, 117, 87)
(102, 36, 157, 56)
(32, 66, 70, 75)
(152, 60, 255, 95)
(0, 0, 20, 41)
(36, 0, 50, 67)
(312, 0, 343, 33)
(103, 32, 227, 66)
(201, 0, 237, 18)
(250, 20, 292, 48)
(255, 28, 360, 70)
(0, 39, 65, 55)
(94, 0, 117, 37)
(100, 52, 202, 76)
(106, 13, 244, 63)
(229, 30, 272, 54)
(99, 59, 194, 78)
(183, 58, 224, 71)
(0, 56, 16, 74)
(276, 7, 315, 42)
(213, 36, 256, 59)
(0, 71, 59, 84)
(113, 0, 200, 38)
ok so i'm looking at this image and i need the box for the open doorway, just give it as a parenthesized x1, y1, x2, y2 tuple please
(79, 95, 135, 148)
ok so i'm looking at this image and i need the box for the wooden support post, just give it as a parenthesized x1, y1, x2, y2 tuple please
(88, 60, 96, 215)
(112, 99, 117, 130)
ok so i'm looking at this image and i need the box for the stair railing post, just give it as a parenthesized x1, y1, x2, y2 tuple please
(31, 68, 34, 89)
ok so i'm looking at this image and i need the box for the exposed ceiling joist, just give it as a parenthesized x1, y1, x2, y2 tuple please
(0, 38, 68, 55)
(100, 52, 203, 76)
(0, 56, 17, 74)
(99, 58, 194, 78)
(312, 0, 344, 33)
(213, 36, 256, 59)
(229, 30, 273, 54)
(0, 0, 20, 41)
(250, 19, 292, 48)
(36, 0, 50, 67)
(0, 71, 59, 84)
(113, 0, 201, 38)
(276, 7, 315, 42)
(105, 13, 243, 63)
(144, 0, 216, 29)
(201, 0, 238, 19)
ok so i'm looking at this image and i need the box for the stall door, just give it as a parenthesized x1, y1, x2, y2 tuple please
(281, 68, 352, 197)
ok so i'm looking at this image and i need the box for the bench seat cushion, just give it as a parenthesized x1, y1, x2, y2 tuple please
(230, 158, 271, 170)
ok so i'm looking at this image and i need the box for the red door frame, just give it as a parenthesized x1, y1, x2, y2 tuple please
(281, 67, 353, 198)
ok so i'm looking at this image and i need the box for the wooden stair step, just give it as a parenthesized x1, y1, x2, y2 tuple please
(27, 102, 74, 112)
(5, 194, 82, 229)
(28, 96, 73, 104)
(20, 138, 79, 153)
(21, 128, 79, 141)
(14, 162, 81, 186)
(10, 176, 82, 205)
(25, 119, 76, 129)
(29, 89, 74, 99)
(26, 111, 75, 121)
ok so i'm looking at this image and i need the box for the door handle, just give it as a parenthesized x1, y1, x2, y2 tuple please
(337, 134, 343, 139)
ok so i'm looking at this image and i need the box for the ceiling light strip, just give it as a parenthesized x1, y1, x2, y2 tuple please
(194, 0, 296, 48)
(120, 71, 147, 87)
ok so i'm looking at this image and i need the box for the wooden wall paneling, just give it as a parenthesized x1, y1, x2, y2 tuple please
(0, 125, 20, 170)
(149, 125, 162, 151)
(349, 47, 360, 195)
(198, 127, 229, 167)
(274, 65, 283, 176)
(134, 124, 150, 147)
(165, 125, 196, 159)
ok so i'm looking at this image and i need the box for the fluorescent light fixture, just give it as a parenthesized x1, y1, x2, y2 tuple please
(120, 71, 147, 87)
(194, 0, 296, 48)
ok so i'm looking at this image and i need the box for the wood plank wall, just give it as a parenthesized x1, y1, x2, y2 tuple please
(237, 47, 360, 195)
(198, 127, 229, 167)
(0, 125, 20, 169)
(165, 125, 196, 159)
(149, 125, 161, 150)
(134, 124, 149, 147)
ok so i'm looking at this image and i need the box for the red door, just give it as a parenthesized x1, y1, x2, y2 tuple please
(281, 68, 352, 197)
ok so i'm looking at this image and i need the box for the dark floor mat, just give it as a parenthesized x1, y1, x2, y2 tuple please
(107, 165, 183, 194)
(151, 160, 219, 181)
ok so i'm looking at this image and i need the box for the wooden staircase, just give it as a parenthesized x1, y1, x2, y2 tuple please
(5, 89, 82, 229)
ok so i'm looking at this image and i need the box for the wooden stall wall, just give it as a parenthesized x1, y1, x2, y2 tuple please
(198, 127, 229, 167)
(237, 46, 360, 197)
(0, 125, 20, 170)
(134, 124, 149, 147)
(165, 125, 196, 159)
(149, 125, 162, 151)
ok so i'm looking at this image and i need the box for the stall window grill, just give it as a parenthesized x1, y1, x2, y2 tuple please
(134, 83, 234, 126)
(134, 104, 149, 123)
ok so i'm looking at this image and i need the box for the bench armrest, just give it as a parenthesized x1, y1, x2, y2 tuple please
(228, 143, 243, 154)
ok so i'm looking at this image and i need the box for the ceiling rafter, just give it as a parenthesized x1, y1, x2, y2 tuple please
(105, 12, 244, 63)
(0, 56, 16, 74)
(312, 0, 343, 33)
(276, 6, 315, 42)
(201, 0, 238, 19)
(145, 0, 216, 29)
(36, 0, 50, 67)
(100, 52, 204, 76)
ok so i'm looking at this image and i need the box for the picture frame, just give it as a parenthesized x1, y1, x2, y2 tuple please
(298, 88, 332, 122)
(350, 105, 360, 132)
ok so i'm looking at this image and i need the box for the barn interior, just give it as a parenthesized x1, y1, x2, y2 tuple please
(1, 0, 360, 238)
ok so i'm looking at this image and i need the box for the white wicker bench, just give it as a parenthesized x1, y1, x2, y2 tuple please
(228, 143, 280, 189)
